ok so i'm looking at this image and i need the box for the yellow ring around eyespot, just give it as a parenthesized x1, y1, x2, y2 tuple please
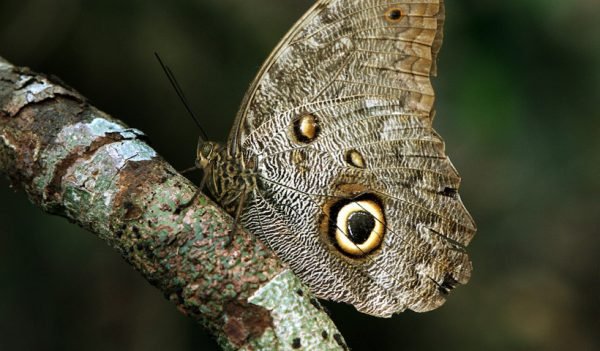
(335, 200, 385, 256)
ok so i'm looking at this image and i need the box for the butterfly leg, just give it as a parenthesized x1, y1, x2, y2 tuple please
(225, 186, 248, 247)
(178, 165, 199, 175)
(176, 170, 209, 214)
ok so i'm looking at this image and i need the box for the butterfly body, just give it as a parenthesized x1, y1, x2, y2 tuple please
(197, 0, 476, 318)
(196, 141, 257, 214)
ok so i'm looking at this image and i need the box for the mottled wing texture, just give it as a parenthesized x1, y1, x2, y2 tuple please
(233, 0, 476, 317)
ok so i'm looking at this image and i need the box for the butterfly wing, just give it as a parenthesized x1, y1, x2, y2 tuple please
(231, 0, 476, 317)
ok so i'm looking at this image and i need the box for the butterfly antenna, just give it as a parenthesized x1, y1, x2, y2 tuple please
(154, 52, 209, 142)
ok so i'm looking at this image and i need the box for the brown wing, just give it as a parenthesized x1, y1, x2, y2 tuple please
(229, 0, 445, 150)
(231, 0, 476, 317)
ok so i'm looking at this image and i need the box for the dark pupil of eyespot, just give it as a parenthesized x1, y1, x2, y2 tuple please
(388, 10, 401, 20)
(347, 211, 375, 245)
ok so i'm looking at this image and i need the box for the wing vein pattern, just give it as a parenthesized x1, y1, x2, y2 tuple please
(226, 0, 475, 317)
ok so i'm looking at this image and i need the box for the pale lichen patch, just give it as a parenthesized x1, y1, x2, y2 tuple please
(36, 116, 153, 203)
(249, 270, 343, 350)
(3, 75, 78, 117)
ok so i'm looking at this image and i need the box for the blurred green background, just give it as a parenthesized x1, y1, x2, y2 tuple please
(1, 0, 599, 350)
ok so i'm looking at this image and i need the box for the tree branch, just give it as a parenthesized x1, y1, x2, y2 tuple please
(0, 56, 347, 351)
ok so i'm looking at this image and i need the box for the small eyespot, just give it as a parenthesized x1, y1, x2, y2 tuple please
(345, 149, 366, 168)
(332, 199, 385, 256)
(384, 7, 404, 23)
(292, 114, 320, 143)
(439, 274, 459, 295)
(440, 187, 458, 198)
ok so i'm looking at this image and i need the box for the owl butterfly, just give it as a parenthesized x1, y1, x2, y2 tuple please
(196, 0, 476, 317)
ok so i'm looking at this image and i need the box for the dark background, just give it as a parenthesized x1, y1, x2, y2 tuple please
(1, 0, 598, 350)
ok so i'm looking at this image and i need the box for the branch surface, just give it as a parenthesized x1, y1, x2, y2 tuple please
(0, 56, 347, 351)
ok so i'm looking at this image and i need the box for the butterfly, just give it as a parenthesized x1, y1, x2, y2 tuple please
(194, 0, 476, 318)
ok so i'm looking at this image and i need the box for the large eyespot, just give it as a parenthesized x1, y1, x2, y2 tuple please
(332, 199, 385, 256)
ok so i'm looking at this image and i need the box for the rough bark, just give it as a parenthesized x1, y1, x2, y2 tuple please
(0, 56, 347, 351)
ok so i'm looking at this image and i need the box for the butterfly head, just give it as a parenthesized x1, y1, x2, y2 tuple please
(195, 140, 222, 170)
